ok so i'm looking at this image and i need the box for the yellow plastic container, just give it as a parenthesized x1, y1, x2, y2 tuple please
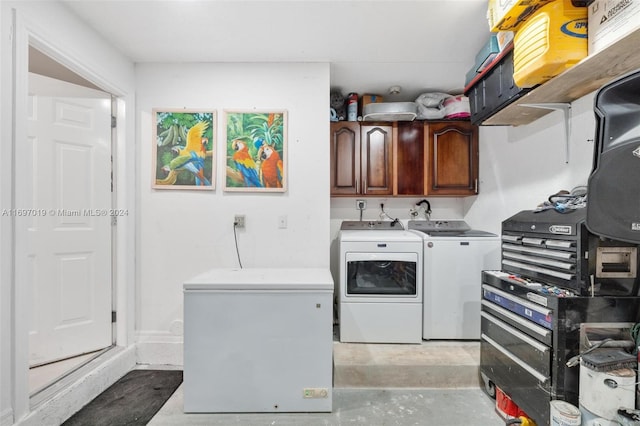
(487, 0, 554, 32)
(513, 0, 588, 88)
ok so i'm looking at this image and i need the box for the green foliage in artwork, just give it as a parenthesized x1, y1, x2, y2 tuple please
(156, 111, 214, 149)
(154, 111, 215, 186)
(226, 112, 284, 156)
(161, 152, 174, 168)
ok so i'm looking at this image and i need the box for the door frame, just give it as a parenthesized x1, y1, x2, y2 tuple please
(3, 8, 136, 423)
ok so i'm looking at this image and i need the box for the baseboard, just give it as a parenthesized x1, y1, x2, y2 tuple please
(16, 346, 136, 426)
(135, 332, 183, 367)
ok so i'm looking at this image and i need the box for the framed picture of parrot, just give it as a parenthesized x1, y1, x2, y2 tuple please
(224, 110, 287, 192)
(152, 109, 216, 190)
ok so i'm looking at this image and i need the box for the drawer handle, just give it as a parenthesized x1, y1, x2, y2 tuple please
(481, 300, 550, 339)
(482, 333, 548, 383)
(482, 284, 552, 316)
(502, 259, 575, 281)
(481, 311, 549, 352)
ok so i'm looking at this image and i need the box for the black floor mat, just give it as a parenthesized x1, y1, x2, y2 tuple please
(63, 369, 183, 426)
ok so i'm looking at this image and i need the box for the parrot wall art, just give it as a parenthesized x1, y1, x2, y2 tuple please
(225, 111, 287, 192)
(256, 140, 283, 188)
(153, 110, 215, 189)
(231, 138, 262, 187)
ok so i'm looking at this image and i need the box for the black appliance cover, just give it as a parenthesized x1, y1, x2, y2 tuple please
(587, 68, 640, 244)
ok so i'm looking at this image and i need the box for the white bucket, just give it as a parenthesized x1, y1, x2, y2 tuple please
(579, 404, 617, 426)
(550, 400, 581, 426)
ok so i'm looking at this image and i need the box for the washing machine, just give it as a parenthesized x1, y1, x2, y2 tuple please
(408, 220, 501, 340)
(339, 221, 423, 343)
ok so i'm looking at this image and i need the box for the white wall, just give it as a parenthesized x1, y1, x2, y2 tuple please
(0, 1, 136, 424)
(465, 92, 596, 234)
(135, 62, 331, 364)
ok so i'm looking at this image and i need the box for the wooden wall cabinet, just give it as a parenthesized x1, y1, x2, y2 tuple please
(330, 122, 360, 195)
(360, 124, 393, 195)
(395, 121, 426, 195)
(425, 121, 478, 196)
(331, 120, 478, 197)
(330, 122, 392, 196)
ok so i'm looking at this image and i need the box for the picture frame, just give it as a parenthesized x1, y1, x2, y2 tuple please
(152, 109, 216, 190)
(223, 110, 287, 192)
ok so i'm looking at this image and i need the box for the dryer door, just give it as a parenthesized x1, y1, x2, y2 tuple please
(344, 252, 420, 300)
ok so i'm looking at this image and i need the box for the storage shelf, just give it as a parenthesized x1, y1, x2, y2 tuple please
(482, 27, 640, 126)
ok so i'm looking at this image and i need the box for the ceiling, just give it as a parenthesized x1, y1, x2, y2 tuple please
(60, 0, 491, 102)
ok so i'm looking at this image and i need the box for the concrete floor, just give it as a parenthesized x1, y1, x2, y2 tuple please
(149, 386, 504, 425)
(333, 340, 482, 388)
(147, 339, 505, 425)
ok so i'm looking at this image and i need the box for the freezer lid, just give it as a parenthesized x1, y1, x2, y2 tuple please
(183, 268, 334, 291)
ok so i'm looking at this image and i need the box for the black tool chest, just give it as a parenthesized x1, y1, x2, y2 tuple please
(480, 209, 640, 426)
(481, 271, 640, 426)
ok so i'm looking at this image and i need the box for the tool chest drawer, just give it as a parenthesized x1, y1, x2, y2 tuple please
(481, 311, 550, 377)
(480, 333, 551, 424)
(482, 284, 553, 329)
(481, 300, 552, 346)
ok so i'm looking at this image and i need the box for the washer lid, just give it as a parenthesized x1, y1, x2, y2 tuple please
(183, 268, 334, 291)
(426, 229, 498, 238)
(408, 220, 471, 233)
(341, 220, 404, 230)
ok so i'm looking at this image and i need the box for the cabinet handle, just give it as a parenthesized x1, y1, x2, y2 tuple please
(474, 178, 478, 194)
(363, 178, 367, 194)
(356, 179, 359, 193)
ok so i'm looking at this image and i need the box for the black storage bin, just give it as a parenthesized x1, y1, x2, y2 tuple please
(587, 68, 640, 244)
(464, 48, 530, 125)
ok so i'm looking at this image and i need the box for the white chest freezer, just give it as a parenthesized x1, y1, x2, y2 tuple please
(183, 268, 334, 413)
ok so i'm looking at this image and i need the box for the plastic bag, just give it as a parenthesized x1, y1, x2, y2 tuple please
(414, 92, 452, 119)
(443, 95, 470, 119)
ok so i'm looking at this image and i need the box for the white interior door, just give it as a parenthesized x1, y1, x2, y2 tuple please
(23, 73, 113, 366)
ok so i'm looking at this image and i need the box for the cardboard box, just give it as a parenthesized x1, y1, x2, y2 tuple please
(588, 0, 640, 55)
(487, 0, 555, 32)
(359, 94, 383, 116)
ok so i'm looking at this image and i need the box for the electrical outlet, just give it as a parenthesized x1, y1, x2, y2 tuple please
(356, 200, 366, 210)
(234, 215, 245, 228)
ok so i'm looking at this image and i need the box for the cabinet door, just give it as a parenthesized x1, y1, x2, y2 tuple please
(426, 121, 478, 196)
(360, 124, 393, 196)
(396, 121, 425, 195)
(330, 122, 360, 195)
